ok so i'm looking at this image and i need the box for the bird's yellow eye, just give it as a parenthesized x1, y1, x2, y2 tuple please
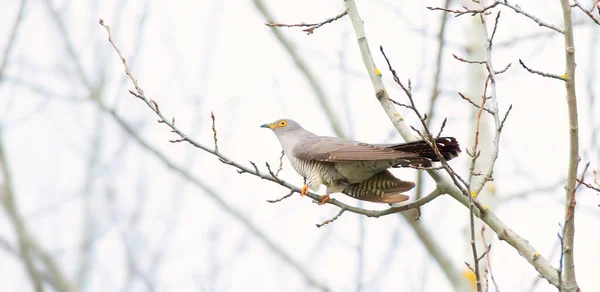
(279, 120, 287, 127)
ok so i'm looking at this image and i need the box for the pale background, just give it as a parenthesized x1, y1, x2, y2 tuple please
(0, 0, 598, 291)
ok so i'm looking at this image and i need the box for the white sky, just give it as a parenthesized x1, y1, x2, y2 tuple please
(0, 0, 599, 291)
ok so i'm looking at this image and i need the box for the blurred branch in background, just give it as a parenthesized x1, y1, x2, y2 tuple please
(253, 0, 346, 138)
(0, 133, 72, 292)
(0, 138, 44, 292)
(0, 0, 27, 79)
(0, 1, 72, 291)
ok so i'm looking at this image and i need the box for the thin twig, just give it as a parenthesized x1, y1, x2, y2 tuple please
(265, 10, 348, 35)
(575, 163, 599, 192)
(499, 105, 513, 132)
(571, 0, 600, 25)
(316, 208, 346, 228)
(453, 53, 486, 64)
(489, 11, 501, 44)
(495, 0, 563, 33)
(275, 150, 285, 177)
(519, 59, 566, 81)
(557, 228, 564, 292)
(481, 226, 500, 291)
(426, 2, 499, 17)
(211, 111, 218, 151)
(468, 190, 481, 292)
(267, 190, 295, 203)
(467, 91, 487, 292)
(436, 118, 448, 139)
(495, 62, 512, 75)
(265, 162, 280, 182)
(458, 92, 494, 114)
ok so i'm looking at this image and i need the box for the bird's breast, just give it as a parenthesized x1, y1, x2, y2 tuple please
(288, 157, 339, 191)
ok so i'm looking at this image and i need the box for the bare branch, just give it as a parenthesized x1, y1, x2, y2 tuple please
(495, 62, 512, 75)
(480, 226, 500, 292)
(499, 104, 513, 132)
(571, 0, 600, 25)
(265, 9, 348, 35)
(275, 150, 285, 177)
(211, 111, 218, 151)
(458, 92, 494, 114)
(428, 1, 563, 33)
(519, 59, 566, 81)
(436, 118, 448, 139)
(265, 162, 280, 183)
(427, 2, 499, 16)
(495, 0, 563, 33)
(316, 208, 346, 228)
(559, 0, 581, 289)
(267, 190, 295, 203)
(453, 53, 486, 64)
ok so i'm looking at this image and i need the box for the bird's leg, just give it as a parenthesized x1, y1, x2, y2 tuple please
(300, 177, 309, 197)
(318, 181, 348, 205)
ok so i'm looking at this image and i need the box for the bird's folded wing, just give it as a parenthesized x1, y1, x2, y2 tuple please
(292, 136, 420, 162)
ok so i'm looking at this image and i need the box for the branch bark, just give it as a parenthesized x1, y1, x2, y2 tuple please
(558, 0, 581, 291)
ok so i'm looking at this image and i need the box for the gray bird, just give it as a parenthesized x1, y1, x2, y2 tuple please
(261, 119, 460, 204)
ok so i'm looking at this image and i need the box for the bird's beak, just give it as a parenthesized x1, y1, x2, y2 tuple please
(260, 123, 274, 129)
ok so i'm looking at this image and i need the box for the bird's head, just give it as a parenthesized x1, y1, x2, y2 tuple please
(260, 119, 302, 134)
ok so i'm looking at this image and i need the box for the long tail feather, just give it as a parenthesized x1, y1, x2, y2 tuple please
(342, 170, 414, 203)
(388, 137, 461, 161)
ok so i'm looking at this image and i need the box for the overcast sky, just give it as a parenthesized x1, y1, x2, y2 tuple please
(0, 0, 599, 291)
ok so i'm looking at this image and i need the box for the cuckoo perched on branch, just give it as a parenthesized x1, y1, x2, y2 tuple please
(261, 119, 460, 204)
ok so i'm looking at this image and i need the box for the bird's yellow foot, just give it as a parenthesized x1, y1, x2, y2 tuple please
(318, 195, 330, 205)
(300, 185, 309, 197)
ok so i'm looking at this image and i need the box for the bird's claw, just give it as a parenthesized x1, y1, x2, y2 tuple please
(300, 185, 309, 197)
(318, 195, 330, 205)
